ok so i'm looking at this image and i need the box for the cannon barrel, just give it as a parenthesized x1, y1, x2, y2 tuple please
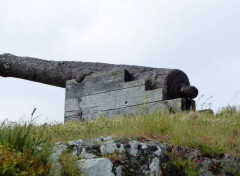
(0, 53, 198, 99)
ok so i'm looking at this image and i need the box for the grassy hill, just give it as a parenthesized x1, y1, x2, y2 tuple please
(0, 106, 239, 175)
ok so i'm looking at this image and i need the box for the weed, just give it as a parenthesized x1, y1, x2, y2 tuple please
(0, 109, 52, 175)
(102, 153, 126, 165)
(162, 154, 199, 176)
(59, 152, 81, 176)
(0, 106, 240, 174)
(48, 108, 240, 156)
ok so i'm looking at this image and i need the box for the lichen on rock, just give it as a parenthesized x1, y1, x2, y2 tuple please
(50, 136, 240, 176)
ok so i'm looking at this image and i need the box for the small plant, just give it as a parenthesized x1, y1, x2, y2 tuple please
(224, 164, 240, 176)
(1, 105, 240, 175)
(210, 161, 224, 175)
(59, 152, 81, 176)
(199, 144, 224, 158)
(102, 153, 126, 165)
(0, 109, 52, 175)
(0, 145, 51, 176)
(163, 153, 199, 176)
(48, 108, 240, 156)
(217, 105, 239, 116)
(0, 109, 50, 153)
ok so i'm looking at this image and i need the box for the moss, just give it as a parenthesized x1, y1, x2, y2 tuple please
(102, 153, 126, 165)
(163, 159, 199, 176)
(0, 145, 51, 176)
(223, 164, 240, 176)
(210, 161, 223, 175)
(199, 145, 225, 158)
(162, 152, 199, 176)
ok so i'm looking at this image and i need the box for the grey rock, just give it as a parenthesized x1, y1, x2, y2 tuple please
(140, 143, 148, 149)
(149, 157, 162, 176)
(116, 144, 125, 153)
(68, 139, 83, 146)
(49, 144, 67, 176)
(51, 136, 240, 176)
(50, 144, 67, 161)
(126, 141, 139, 156)
(199, 158, 211, 171)
(153, 146, 162, 157)
(72, 149, 78, 157)
(115, 165, 123, 176)
(55, 142, 62, 145)
(100, 143, 117, 155)
(102, 136, 113, 141)
(90, 137, 102, 144)
(79, 158, 114, 176)
(80, 148, 97, 159)
(199, 171, 215, 176)
(105, 140, 115, 144)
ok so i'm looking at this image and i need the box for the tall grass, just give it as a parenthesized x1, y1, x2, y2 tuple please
(0, 120, 49, 153)
(49, 107, 240, 156)
(0, 106, 239, 175)
(0, 110, 51, 175)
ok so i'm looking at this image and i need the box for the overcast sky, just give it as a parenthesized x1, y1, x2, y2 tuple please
(0, 0, 240, 123)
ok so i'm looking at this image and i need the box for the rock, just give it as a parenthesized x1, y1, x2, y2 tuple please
(51, 144, 67, 159)
(51, 136, 240, 176)
(149, 157, 162, 176)
(198, 158, 211, 173)
(79, 158, 114, 176)
(116, 144, 125, 153)
(153, 146, 162, 157)
(126, 140, 139, 156)
(115, 165, 123, 176)
(102, 136, 113, 141)
(80, 148, 97, 159)
(100, 143, 117, 155)
(49, 144, 67, 176)
(68, 139, 83, 146)
(141, 143, 148, 149)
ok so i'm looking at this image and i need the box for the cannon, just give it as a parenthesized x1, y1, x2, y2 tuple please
(0, 53, 198, 121)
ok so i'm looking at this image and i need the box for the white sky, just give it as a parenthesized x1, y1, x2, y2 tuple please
(0, 0, 240, 123)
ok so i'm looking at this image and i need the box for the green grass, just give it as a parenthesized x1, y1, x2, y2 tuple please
(0, 106, 240, 175)
(49, 107, 240, 156)
(59, 152, 81, 176)
(0, 117, 51, 175)
(162, 156, 199, 176)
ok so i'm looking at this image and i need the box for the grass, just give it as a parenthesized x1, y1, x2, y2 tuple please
(0, 106, 240, 175)
(0, 117, 51, 175)
(49, 107, 240, 156)
(162, 156, 199, 176)
(59, 152, 81, 176)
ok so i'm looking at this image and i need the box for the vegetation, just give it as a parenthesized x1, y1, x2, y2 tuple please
(162, 156, 199, 176)
(50, 106, 240, 156)
(0, 110, 51, 176)
(59, 152, 81, 176)
(0, 106, 239, 175)
(0, 110, 80, 175)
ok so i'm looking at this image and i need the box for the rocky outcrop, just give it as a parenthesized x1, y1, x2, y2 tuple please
(50, 136, 240, 176)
